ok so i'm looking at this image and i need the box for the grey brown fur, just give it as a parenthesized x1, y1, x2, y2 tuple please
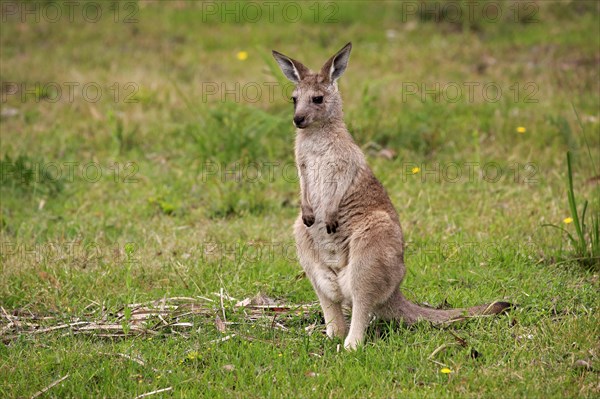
(272, 42, 511, 350)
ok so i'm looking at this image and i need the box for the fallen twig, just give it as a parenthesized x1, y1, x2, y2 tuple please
(428, 343, 458, 359)
(32, 322, 89, 334)
(207, 334, 236, 344)
(30, 374, 69, 399)
(133, 386, 173, 399)
(0, 296, 321, 342)
(219, 288, 227, 323)
(99, 352, 145, 367)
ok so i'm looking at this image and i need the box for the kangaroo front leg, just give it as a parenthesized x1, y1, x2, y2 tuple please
(315, 290, 347, 339)
(344, 301, 372, 350)
(298, 163, 315, 227)
(322, 160, 356, 234)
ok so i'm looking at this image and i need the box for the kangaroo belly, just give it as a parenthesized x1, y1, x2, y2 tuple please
(306, 225, 349, 269)
(306, 254, 354, 304)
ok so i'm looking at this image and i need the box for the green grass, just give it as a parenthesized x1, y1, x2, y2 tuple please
(1, 1, 599, 397)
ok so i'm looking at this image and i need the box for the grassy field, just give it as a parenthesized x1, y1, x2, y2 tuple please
(1, 1, 599, 397)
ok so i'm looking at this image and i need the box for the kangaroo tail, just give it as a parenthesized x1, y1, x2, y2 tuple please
(380, 290, 513, 324)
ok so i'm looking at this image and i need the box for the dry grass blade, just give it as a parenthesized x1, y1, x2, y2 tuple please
(0, 296, 320, 342)
(30, 374, 69, 399)
(428, 359, 449, 368)
(219, 288, 227, 322)
(428, 343, 458, 359)
(1, 306, 11, 321)
(208, 334, 236, 344)
(32, 322, 89, 334)
(78, 324, 149, 333)
(0, 322, 14, 335)
(99, 352, 145, 367)
(235, 298, 251, 307)
(133, 386, 173, 399)
(213, 291, 238, 302)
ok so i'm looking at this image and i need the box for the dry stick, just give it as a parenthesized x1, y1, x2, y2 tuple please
(30, 374, 70, 399)
(99, 352, 145, 367)
(428, 359, 449, 368)
(213, 291, 238, 302)
(428, 343, 458, 360)
(83, 299, 101, 312)
(207, 334, 236, 344)
(127, 297, 188, 308)
(163, 296, 197, 302)
(173, 308, 209, 318)
(157, 314, 169, 326)
(197, 296, 215, 303)
(100, 352, 164, 373)
(32, 322, 89, 334)
(0, 322, 14, 335)
(0, 306, 19, 328)
(0, 306, 11, 321)
(156, 322, 194, 331)
(219, 288, 227, 323)
(4, 298, 321, 342)
(133, 387, 173, 399)
(273, 321, 289, 331)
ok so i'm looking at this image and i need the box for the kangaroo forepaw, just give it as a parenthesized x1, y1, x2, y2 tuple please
(302, 207, 315, 227)
(324, 210, 339, 234)
(303, 215, 315, 227)
(324, 212, 338, 234)
(326, 221, 338, 234)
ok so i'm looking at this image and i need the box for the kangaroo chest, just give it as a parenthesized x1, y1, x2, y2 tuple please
(297, 142, 353, 211)
(301, 157, 338, 213)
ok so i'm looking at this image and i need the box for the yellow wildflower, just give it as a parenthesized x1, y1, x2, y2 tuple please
(563, 217, 573, 224)
(440, 368, 452, 374)
(412, 167, 420, 174)
(237, 51, 248, 61)
(516, 126, 526, 134)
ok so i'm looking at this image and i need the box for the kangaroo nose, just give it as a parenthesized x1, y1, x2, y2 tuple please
(293, 115, 306, 128)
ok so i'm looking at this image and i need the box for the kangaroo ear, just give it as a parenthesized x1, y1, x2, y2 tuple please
(272, 50, 310, 83)
(320, 42, 352, 84)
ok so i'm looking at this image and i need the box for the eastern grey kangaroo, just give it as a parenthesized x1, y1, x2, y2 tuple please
(272, 42, 511, 350)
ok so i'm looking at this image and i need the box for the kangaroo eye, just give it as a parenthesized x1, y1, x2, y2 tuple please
(291, 96, 297, 104)
(312, 96, 323, 104)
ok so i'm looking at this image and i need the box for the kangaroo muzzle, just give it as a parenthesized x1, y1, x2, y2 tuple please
(293, 115, 307, 129)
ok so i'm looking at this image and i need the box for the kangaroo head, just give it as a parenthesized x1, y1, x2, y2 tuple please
(272, 42, 352, 129)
